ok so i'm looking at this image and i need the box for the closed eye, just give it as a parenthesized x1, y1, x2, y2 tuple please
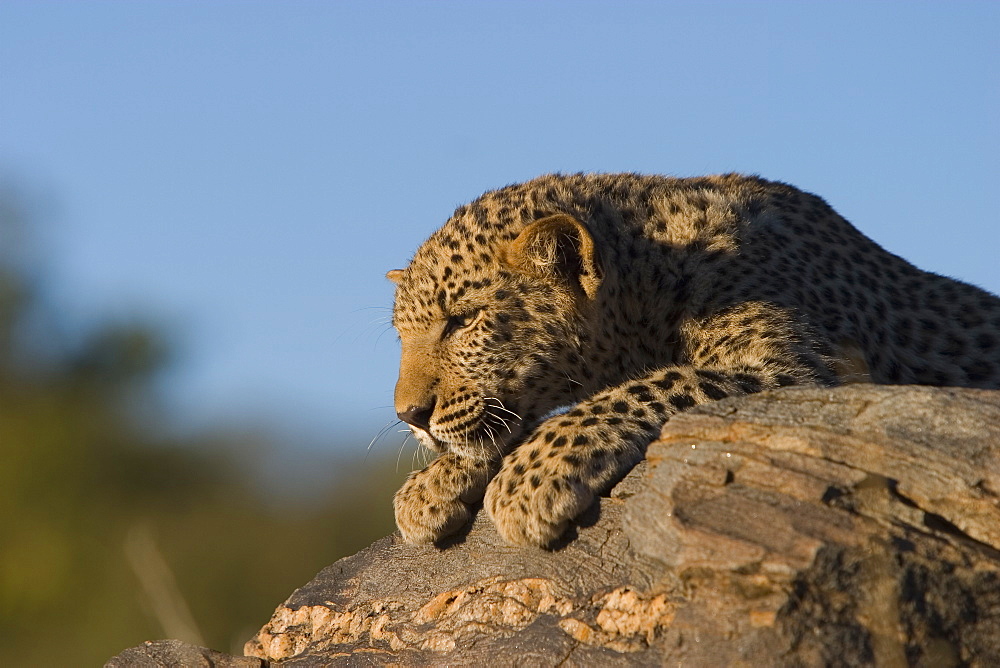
(443, 310, 479, 338)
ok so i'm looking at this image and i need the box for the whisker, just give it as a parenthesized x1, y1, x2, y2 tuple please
(401, 431, 416, 464)
(482, 423, 503, 460)
(374, 323, 397, 349)
(333, 310, 395, 346)
(350, 306, 393, 314)
(396, 438, 408, 473)
(483, 412, 513, 433)
(483, 397, 523, 420)
(367, 419, 403, 460)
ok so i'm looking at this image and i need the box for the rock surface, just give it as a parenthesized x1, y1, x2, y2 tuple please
(108, 386, 1000, 666)
(105, 639, 264, 667)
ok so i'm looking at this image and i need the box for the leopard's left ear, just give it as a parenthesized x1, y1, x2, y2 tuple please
(504, 214, 602, 300)
(386, 269, 405, 283)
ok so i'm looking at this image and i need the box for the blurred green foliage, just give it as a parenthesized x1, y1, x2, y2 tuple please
(0, 187, 406, 664)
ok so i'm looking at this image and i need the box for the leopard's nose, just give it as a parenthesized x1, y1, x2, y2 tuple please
(397, 398, 435, 432)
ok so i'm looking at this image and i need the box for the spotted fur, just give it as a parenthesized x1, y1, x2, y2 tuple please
(388, 173, 1000, 547)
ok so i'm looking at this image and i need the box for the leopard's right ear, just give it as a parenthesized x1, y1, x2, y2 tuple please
(504, 214, 602, 300)
(386, 269, 405, 283)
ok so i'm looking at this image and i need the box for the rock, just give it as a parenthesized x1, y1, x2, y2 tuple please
(110, 386, 1000, 666)
(104, 639, 264, 667)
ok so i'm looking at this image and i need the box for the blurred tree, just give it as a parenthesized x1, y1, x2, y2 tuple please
(0, 184, 404, 664)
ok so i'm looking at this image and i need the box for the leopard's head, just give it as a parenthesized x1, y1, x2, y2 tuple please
(389, 213, 604, 460)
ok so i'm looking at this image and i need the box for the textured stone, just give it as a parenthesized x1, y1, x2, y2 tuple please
(104, 639, 264, 667)
(110, 386, 1000, 666)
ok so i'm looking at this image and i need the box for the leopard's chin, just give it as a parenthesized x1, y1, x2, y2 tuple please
(415, 426, 496, 460)
(434, 423, 521, 461)
(411, 426, 446, 454)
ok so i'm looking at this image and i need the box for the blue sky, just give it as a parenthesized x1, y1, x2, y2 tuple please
(2, 1, 998, 453)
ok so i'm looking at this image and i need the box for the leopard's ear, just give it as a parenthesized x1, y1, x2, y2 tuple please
(386, 269, 405, 283)
(504, 214, 602, 299)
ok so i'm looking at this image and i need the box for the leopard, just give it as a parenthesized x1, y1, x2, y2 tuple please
(386, 172, 1000, 548)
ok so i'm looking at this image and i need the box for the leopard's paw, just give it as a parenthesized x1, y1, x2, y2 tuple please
(393, 454, 492, 544)
(484, 450, 595, 548)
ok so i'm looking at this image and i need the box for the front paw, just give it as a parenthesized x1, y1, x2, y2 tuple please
(393, 454, 492, 544)
(484, 457, 595, 548)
